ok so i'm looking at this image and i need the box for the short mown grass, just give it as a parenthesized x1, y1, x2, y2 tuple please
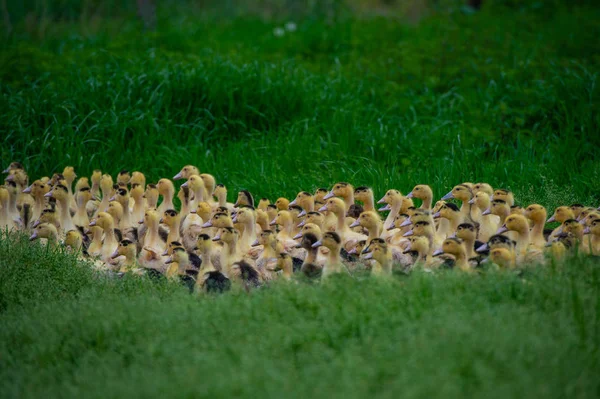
(1, 1, 600, 397)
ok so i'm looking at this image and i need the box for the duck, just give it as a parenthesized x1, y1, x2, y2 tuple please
(116, 169, 131, 187)
(6, 168, 34, 211)
(453, 222, 479, 259)
(164, 248, 197, 291)
(275, 197, 289, 211)
(194, 234, 231, 293)
(233, 206, 259, 256)
(403, 235, 430, 266)
(489, 247, 517, 269)
(0, 185, 18, 231)
(483, 199, 511, 227)
(177, 184, 192, 218)
(138, 209, 167, 272)
(349, 211, 382, 241)
(318, 197, 367, 251)
(110, 187, 137, 231)
(213, 184, 235, 211)
(180, 212, 204, 252)
(130, 183, 145, 224)
(89, 212, 120, 263)
(403, 219, 438, 257)
(253, 229, 279, 280)
(287, 205, 304, 238)
(323, 182, 355, 212)
(22, 179, 50, 225)
(274, 253, 294, 281)
(72, 187, 93, 228)
(173, 165, 200, 181)
(469, 191, 498, 241)
(561, 219, 584, 242)
(109, 239, 141, 273)
(497, 214, 544, 264)
(143, 184, 159, 209)
(257, 198, 270, 211)
(45, 184, 76, 232)
(547, 206, 575, 241)
(582, 219, 600, 256)
(354, 186, 376, 212)
(362, 241, 393, 276)
(440, 184, 474, 221)
(234, 190, 254, 208)
(406, 184, 434, 210)
(94, 174, 114, 218)
(181, 174, 207, 211)
(312, 232, 347, 279)
(289, 191, 315, 215)
(63, 229, 87, 254)
(161, 209, 182, 244)
(296, 232, 323, 278)
(270, 210, 302, 253)
(433, 202, 463, 238)
(473, 183, 494, 196)
(433, 238, 472, 272)
(60, 166, 78, 211)
(377, 189, 413, 232)
(214, 227, 249, 278)
(29, 222, 60, 248)
(156, 179, 175, 214)
(492, 189, 515, 207)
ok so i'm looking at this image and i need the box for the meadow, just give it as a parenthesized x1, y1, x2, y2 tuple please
(1, 1, 600, 397)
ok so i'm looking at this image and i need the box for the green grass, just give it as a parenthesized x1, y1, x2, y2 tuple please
(2, 2, 600, 398)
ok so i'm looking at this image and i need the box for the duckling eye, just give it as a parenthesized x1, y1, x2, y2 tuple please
(415, 187, 420, 191)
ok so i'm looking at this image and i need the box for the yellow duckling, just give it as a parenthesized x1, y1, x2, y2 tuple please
(0, 185, 18, 231)
(363, 241, 393, 276)
(156, 179, 175, 214)
(270, 210, 300, 252)
(2, 161, 24, 174)
(258, 198, 270, 211)
(173, 165, 200, 181)
(181, 174, 207, 211)
(547, 206, 575, 241)
(473, 183, 494, 196)
(233, 206, 258, 256)
(433, 202, 463, 238)
(29, 222, 60, 248)
(72, 187, 93, 229)
(213, 184, 235, 211)
(94, 174, 114, 218)
(354, 186, 376, 212)
(582, 219, 600, 255)
(312, 232, 346, 279)
(406, 184, 434, 210)
(275, 197, 289, 211)
(403, 219, 437, 258)
(561, 219, 584, 242)
(403, 235, 430, 266)
(161, 209, 182, 244)
(433, 238, 471, 272)
(545, 233, 577, 261)
(440, 184, 473, 221)
(483, 199, 511, 226)
(45, 184, 75, 232)
(89, 212, 119, 263)
(64, 229, 85, 253)
(194, 234, 231, 293)
(453, 222, 478, 259)
(234, 190, 254, 208)
(22, 179, 50, 224)
(109, 239, 140, 273)
(349, 210, 382, 241)
(489, 248, 517, 269)
(497, 214, 544, 264)
(469, 191, 498, 241)
(289, 191, 315, 215)
(274, 253, 294, 281)
(492, 189, 515, 206)
(138, 209, 167, 272)
(324, 182, 355, 212)
(377, 189, 413, 233)
(319, 197, 367, 251)
(253, 229, 279, 280)
(143, 183, 159, 209)
(524, 204, 547, 248)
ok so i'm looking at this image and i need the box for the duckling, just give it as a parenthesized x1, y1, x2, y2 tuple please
(274, 253, 294, 281)
(290, 191, 315, 215)
(433, 238, 471, 272)
(561, 219, 584, 242)
(255, 208, 270, 232)
(270, 210, 301, 252)
(440, 184, 474, 221)
(85, 225, 104, 257)
(377, 189, 413, 232)
(229, 260, 262, 291)
(483, 199, 511, 227)
(403, 235, 430, 266)
(2, 181, 20, 227)
(433, 202, 463, 238)
(128, 183, 145, 224)
(547, 206, 575, 241)
(6, 168, 34, 211)
(181, 174, 207, 211)
(473, 183, 494, 196)
(403, 220, 437, 258)
(469, 191, 498, 241)
(64, 229, 86, 253)
(406, 184, 434, 210)
(544, 233, 577, 261)
(363, 241, 393, 276)
(72, 187, 93, 228)
(215, 227, 247, 277)
(288, 205, 305, 237)
(202, 211, 234, 230)
(156, 179, 175, 214)
(109, 187, 137, 231)
(510, 205, 526, 216)
(297, 233, 324, 278)
(138, 209, 167, 272)
(115, 170, 130, 187)
(582, 219, 600, 256)
(234, 190, 254, 208)
(2, 161, 24, 174)
(109, 239, 141, 273)
(324, 182, 355, 212)
(94, 174, 114, 218)
(497, 214, 544, 264)
(233, 206, 259, 256)
(0, 185, 18, 231)
(258, 198, 270, 212)
(29, 222, 60, 247)
(161, 209, 182, 244)
(180, 212, 204, 252)
(492, 189, 515, 207)
(89, 212, 119, 263)
(213, 184, 235, 211)
(143, 184, 159, 209)
(195, 234, 231, 293)
(349, 211, 382, 241)
(45, 184, 75, 232)
(22, 179, 50, 224)
(173, 165, 200, 181)
(275, 197, 289, 211)
(312, 232, 347, 279)
(453, 222, 479, 259)
(253, 229, 279, 280)
(475, 233, 517, 254)
(354, 186, 376, 212)
(319, 197, 367, 251)
(489, 248, 517, 269)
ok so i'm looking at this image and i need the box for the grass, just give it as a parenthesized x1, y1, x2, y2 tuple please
(1, 1, 600, 397)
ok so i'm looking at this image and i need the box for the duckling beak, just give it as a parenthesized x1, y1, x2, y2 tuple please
(476, 243, 488, 252)
(403, 230, 414, 237)
(32, 220, 41, 228)
(190, 209, 197, 214)
(22, 185, 33, 194)
(406, 191, 414, 199)
(433, 211, 441, 218)
(496, 226, 508, 234)
(165, 257, 174, 264)
(349, 220, 360, 228)
(138, 219, 144, 225)
(377, 196, 386, 204)
(232, 216, 238, 223)
(269, 219, 277, 226)
(251, 239, 260, 247)
(318, 205, 327, 212)
(5, 174, 14, 182)
(399, 219, 412, 227)
(292, 232, 303, 240)
(468, 198, 475, 204)
(29, 232, 38, 241)
(449, 233, 456, 239)
(347, 248, 357, 254)
(297, 220, 306, 227)
(386, 225, 396, 231)
(323, 191, 335, 200)
(44, 191, 53, 198)
(181, 182, 189, 188)
(584, 227, 591, 234)
(441, 192, 454, 200)
(89, 220, 97, 227)
(546, 215, 556, 223)
(159, 218, 164, 223)
(298, 209, 306, 217)
(404, 243, 412, 252)
(311, 240, 322, 248)
(162, 249, 169, 256)
(173, 172, 183, 180)
(202, 221, 212, 228)
(212, 235, 221, 241)
(378, 204, 391, 211)
(111, 249, 120, 259)
(2, 167, 9, 173)
(555, 226, 563, 234)
(432, 249, 444, 256)
(109, 196, 116, 202)
(289, 199, 297, 206)
(363, 252, 373, 260)
(545, 242, 553, 248)
(482, 208, 491, 216)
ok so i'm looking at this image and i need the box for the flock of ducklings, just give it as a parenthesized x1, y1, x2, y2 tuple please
(2, 161, 599, 293)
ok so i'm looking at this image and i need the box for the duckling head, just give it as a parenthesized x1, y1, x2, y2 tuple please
(2, 161, 24, 174)
(362, 242, 389, 262)
(166, 247, 188, 266)
(492, 189, 514, 206)
(91, 170, 102, 186)
(6, 168, 29, 187)
(160, 209, 180, 227)
(405, 235, 429, 255)
(525, 204, 547, 224)
(490, 247, 515, 268)
(157, 179, 175, 196)
(106, 201, 123, 223)
(195, 234, 213, 254)
(354, 186, 373, 203)
(215, 227, 239, 245)
(406, 184, 433, 200)
(23, 180, 50, 197)
(298, 211, 323, 228)
(130, 171, 146, 187)
(434, 237, 466, 258)
(299, 232, 319, 250)
(312, 231, 341, 251)
(290, 191, 313, 211)
(510, 205, 526, 216)
(271, 210, 293, 228)
(392, 213, 410, 230)
(318, 197, 345, 216)
(441, 184, 472, 202)
(233, 206, 255, 226)
(547, 206, 574, 224)
(258, 197, 271, 211)
(75, 177, 90, 192)
(562, 218, 584, 239)
(324, 182, 353, 200)
(266, 204, 278, 223)
(255, 229, 277, 248)
(163, 240, 184, 256)
(203, 212, 233, 229)
(455, 222, 477, 241)
(477, 233, 516, 253)
(77, 187, 93, 206)
(403, 220, 434, 237)
(569, 203, 585, 219)
(235, 190, 254, 208)
(274, 252, 293, 273)
(62, 166, 76, 185)
(33, 208, 59, 229)
(350, 211, 380, 229)
(362, 237, 386, 254)
(112, 239, 137, 259)
(143, 184, 159, 205)
(64, 230, 83, 250)
(483, 199, 509, 216)
(139, 209, 159, 228)
(473, 183, 494, 196)
(377, 189, 401, 208)
(110, 187, 130, 205)
(347, 239, 367, 255)
(117, 170, 131, 186)
(200, 174, 215, 195)
(314, 188, 329, 203)
(470, 191, 491, 210)
(91, 211, 116, 230)
(29, 222, 58, 241)
(173, 165, 200, 181)
(182, 174, 205, 193)
(275, 197, 289, 211)
(45, 184, 69, 202)
(293, 222, 322, 240)
(584, 219, 600, 236)
(192, 201, 212, 221)
(100, 174, 114, 195)
(497, 214, 529, 235)
(433, 202, 460, 220)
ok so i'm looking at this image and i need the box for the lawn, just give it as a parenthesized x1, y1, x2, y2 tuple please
(1, 1, 600, 397)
